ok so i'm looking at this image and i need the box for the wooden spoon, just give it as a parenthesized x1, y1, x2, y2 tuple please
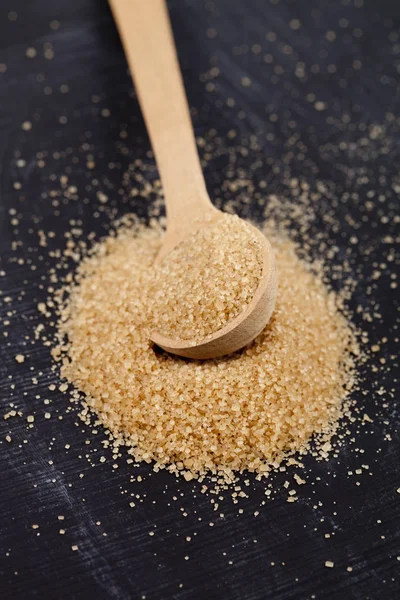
(110, 0, 278, 359)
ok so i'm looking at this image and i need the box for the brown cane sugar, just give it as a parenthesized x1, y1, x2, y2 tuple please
(52, 217, 359, 483)
(151, 213, 264, 341)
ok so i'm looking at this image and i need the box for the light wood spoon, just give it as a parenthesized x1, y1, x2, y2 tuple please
(110, 0, 278, 359)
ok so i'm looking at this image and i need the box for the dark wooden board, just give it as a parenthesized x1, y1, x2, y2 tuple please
(0, 0, 399, 598)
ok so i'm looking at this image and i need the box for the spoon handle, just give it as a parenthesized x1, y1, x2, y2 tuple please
(110, 0, 213, 228)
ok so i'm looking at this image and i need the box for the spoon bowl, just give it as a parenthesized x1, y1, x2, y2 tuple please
(151, 220, 278, 359)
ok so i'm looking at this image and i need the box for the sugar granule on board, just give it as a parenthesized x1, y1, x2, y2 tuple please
(51, 216, 359, 483)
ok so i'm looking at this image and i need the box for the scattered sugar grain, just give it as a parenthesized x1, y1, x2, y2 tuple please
(25, 47, 37, 58)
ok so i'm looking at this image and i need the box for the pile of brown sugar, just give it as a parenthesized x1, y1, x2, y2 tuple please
(53, 217, 359, 483)
(152, 213, 263, 340)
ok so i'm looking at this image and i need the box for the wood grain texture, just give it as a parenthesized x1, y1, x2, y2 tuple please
(0, 0, 399, 599)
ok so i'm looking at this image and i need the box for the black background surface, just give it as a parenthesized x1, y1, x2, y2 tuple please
(0, 1, 399, 599)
